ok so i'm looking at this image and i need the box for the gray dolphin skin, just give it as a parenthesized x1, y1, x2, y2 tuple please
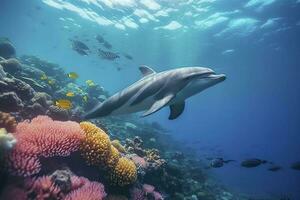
(83, 65, 226, 120)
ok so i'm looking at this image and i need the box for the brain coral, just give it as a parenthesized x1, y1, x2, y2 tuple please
(79, 121, 111, 166)
(4, 115, 84, 176)
(109, 157, 137, 186)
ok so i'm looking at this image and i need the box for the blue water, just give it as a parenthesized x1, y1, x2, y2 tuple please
(1, 0, 300, 198)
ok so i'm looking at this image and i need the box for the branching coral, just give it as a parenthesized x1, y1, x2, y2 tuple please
(0, 111, 17, 132)
(109, 157, 137, 186)
(4, 115, 84, 176)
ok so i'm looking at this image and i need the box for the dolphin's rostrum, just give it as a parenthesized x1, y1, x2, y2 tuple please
(84, 65, 226, 120)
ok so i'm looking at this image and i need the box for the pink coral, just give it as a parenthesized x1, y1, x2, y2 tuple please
(142, 184, 155, 194)
(25, 176, 63, 200)
(131, 155, 148, 169)
(65, 181, 106, 200)
(4, 115, 84, 176)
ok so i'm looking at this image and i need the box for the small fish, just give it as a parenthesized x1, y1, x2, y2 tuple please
(66, 92, 75, 97)
(98, 49, 120, 61)
(86, 80, 95, 87)
(68, 72, 79, 79)
(268, 165, 282, 172)
(83, 95, 88, 102)
(103, 41, 112, 49)
(96, 34, 105, 43)
(55, 99, 72, 109)
(291, 161, 300, 170)
(241, 158, 267, 168)
(48, 79, 56, 85)
(40, 74, 48, 80)
(123, 53, 133, 60)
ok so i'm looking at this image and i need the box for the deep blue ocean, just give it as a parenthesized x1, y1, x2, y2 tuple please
(1, 0, 300, 199)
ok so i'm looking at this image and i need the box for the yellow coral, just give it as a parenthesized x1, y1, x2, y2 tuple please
(105, 146, 121, 169)
(80, 121, 111, 166)
(111, 140, 126, 153)
(79, 121, 137, 186)
(109, 157, 137, 186)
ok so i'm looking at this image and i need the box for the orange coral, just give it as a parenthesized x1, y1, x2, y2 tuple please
(109, 157, 137, 186)
(0, 112, 17, 133)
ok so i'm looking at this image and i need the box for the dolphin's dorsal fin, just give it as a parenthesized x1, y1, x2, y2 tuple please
(139, 65, 156, 77)
(169, 101, 185, 120)
(142, 93, 175, 117)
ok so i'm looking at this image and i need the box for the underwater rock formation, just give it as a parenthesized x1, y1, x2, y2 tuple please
(0, 128, 17, 152)
(0, 38, 16, 59)
(0, 58, 22, 75)
(0, 111, 17, 132)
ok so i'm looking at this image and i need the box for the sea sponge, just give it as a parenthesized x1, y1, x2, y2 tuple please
(80, 121, 111, 166)
(0, 111, 17, 132)
(111, 139, 126, 153)
(109, 157, 137, 186)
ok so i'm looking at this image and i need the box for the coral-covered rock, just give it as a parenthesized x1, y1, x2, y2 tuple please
(0, 64, 6, 80)
(0, 39, 16, 59)
(0, 128, 17, 151)
(0, 58, 22, 75)
(4, 116, 84, 176)
(0, 111, 17, 132)
(46, 105, 69, 121)
(50, 169, 73, 193)
(0, 92, 23, 112)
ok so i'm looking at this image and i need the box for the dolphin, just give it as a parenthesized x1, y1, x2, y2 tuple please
(84, 65, 226, 120)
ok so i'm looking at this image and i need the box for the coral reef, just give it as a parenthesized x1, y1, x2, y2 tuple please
(0, 41, 249, 200)
(80, 121, 111, 166)
(0, 38, 16, 59)
(109, 157, 137, 187)
(4, 116, 84, 176)
(79, 121, 137, 186)
(0, 169, 106, 200)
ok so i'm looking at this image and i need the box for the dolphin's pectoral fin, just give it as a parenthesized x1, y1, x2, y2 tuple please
(169, 101, 185, 120)
(142, 93, 175, 117)
(139, 65, 156, 77)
